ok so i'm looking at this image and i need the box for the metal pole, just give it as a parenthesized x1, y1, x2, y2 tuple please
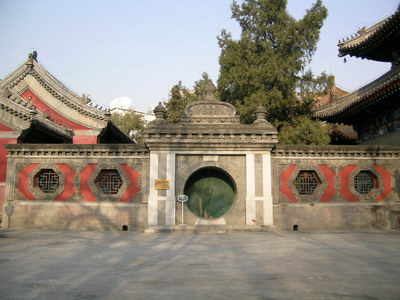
(181, 201, 184, 225)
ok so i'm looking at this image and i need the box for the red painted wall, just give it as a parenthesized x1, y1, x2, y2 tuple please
(16, 164, 38, 200)
(21, 89, 90, 131)
(374, 164, 393, 201)
(0, 124, 15, 131)
(279, 165, 298, 203)
(337, 165, 360, 202)
(79, 164, 98, 202)
(319, 165, 336, 202)
(279, 164, 393, 203)
(55, 164, 76, 201)
(120, 164, 140, 202)
(73, 136, 99, 144)
(13, 163, 142, 203)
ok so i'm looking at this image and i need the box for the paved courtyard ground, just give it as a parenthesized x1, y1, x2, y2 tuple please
(0, 229, 399, 299)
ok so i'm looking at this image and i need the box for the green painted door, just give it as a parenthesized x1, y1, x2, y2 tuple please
(184, 168, 235, 219)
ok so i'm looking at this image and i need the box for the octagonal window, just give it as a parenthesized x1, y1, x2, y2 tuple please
(354, 171, 377, 194)
(95, 169, 123, 195)
(34, 169, 60, 194)
(295, 170, 321, 195)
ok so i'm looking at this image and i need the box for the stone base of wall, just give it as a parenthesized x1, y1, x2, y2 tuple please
(371, 205, 400, 230)
(1, 201, 147, 231)
(3, 201, 400, 232)
(273, 203, 400, 231)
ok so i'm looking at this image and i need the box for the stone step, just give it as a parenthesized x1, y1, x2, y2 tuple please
(144, 225, 276, 234)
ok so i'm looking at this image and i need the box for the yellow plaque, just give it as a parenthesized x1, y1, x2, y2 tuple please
(155, 179, 170, 190)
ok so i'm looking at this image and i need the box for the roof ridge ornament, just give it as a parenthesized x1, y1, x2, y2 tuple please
(357, 26, 366, 36)
(26, 51, 38, 69)
(80, 94, 91, 104)
(28, 51, 38, 62)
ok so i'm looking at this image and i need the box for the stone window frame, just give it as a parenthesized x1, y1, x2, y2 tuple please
(95, 169, 124, 195)
(28, 164, 65, 200)
(294, 170, 322, 195)
(349, 166, 382, 201)
(354, 171, 378, 195)
(289, 166, 327, 203)
(35, 169, 60, 194)
(88, 164, 130, 202)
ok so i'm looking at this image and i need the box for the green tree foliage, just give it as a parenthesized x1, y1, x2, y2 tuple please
(278, 116, 330, 145)
(165, 81, 196, 124)
(166, 72, 210, 123)
(193, 72, 211, 98)
(217, 0, 330, 144)
(110, 111, 145, 142)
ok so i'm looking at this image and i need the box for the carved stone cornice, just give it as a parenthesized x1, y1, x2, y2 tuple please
(143, 123, 278, 151)
(272, 145, 400, 159)
(5, 144, 149, 158)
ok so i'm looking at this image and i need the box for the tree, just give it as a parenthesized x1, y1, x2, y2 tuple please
(193, 72, 211, 98)
(165, 81, 196, 123)
(110, 110, 145, 142)
(217, 0, 330, 144)
(165, 72, 211, 123)
(278, 116, 331, 145)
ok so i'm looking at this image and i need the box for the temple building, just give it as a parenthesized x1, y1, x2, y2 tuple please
(315, 7, 400, 145)
(1, 8, 400, 232)
(0, 52, 132, 215)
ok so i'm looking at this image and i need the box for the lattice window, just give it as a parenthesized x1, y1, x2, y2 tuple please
(35, 169, 60, 193)
(95, 169, 123, 195)
(354, 171, 377, 194)
(295, 171, 321, 195)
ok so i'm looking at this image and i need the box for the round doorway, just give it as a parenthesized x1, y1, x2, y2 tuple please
(184, 168, 235, 219)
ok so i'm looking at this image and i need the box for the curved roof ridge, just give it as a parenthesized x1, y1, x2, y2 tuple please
(31, 60, 109, 119)
(3, 88, 37, 113)
(315, 65, 400, 118)
(338, 8, 400, 60)
(34, 60, 82, 101)
(1, 88, 71, 137)
(1, 55, 110, 122)
(0, 60, 30, 89)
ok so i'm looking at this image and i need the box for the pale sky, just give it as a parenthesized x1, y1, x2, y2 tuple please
(0, 0, 398, 112)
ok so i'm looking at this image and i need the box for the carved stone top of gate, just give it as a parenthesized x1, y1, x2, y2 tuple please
(180, 80, 240, 124)
(143, 80, 278, 151)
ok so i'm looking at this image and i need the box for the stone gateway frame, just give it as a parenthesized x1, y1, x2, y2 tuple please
(184, 167, 236, 220)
